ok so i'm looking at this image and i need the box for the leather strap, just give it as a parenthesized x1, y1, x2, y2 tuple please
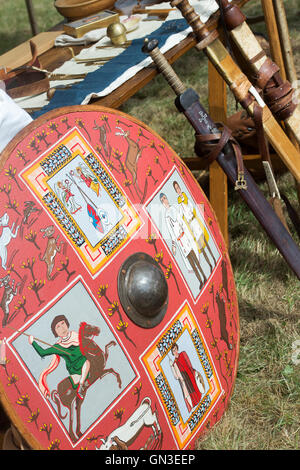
(195, 29, 219, 50)
(239, 92, 256, 109)
(216, 0, 297, 122)
(194, 123, 247, 190)
(219, 0, 246, 31)
(264, 77, 297, 121)
(254, 58, 280, 90)
(249, 50, 266, 64)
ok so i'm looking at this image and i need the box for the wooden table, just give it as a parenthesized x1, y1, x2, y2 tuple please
(37, 0, 249, 109)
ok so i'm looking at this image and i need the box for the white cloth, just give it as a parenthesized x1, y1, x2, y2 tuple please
(55, 27, 107, 46)
(54, 14, 142, 46)
(0, 88, 33, 153)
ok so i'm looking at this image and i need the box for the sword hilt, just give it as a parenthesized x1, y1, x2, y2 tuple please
(170, 0, 219, 48)
(142, 38, 186, 96)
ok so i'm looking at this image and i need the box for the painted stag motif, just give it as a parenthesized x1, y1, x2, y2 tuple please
(115, 127, 148, 202)
(97, 397, 162, 450)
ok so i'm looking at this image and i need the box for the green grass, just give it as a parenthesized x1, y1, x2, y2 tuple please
(0, 0, 300, 450)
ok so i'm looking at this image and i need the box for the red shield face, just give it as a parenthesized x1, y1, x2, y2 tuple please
(0, 105, 239, 450)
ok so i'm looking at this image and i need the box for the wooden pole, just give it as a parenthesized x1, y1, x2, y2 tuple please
(24, 0, 38, 36)
(260, 0, 286, 79)
(272, 0, 300, 204)
(6, 326, 71, 355)
(273, 0, 298, 85)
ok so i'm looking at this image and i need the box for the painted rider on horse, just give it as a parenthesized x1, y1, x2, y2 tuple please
(28, 315, 90, 400)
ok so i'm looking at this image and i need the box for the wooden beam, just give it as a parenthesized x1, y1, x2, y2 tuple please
(208, 60, 229, 247)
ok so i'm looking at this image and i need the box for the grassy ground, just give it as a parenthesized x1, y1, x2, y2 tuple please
(0, 0, 300, 450)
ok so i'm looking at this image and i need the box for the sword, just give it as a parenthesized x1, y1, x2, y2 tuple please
(142, 38, 300, 279)
(167, 0, 300, 183)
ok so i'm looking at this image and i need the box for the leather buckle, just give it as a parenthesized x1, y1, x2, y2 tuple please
(234, 172, 248, 190)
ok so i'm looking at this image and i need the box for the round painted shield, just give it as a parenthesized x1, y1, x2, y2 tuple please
(0, 105, 239, 450)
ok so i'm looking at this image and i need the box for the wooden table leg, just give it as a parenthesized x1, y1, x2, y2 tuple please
(208, 60, 229, 247)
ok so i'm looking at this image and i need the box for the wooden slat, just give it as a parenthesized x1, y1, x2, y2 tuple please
(0, 31, 64, 70)
(208, 60, 229, 247)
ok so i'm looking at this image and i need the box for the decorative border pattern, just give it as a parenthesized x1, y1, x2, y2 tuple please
(188, 395, 211, 432)
(191, 330, 213, 379)
(85, 153, 125, 208)
(100, 225, 127, 256)
(40, 145, 72, 176)
(42, 192, 85, 247)
(157, 320, 183, 357)
(142, 302, 223, 449)
(155, 372, 181, 426)
(21, 128, 142, 277)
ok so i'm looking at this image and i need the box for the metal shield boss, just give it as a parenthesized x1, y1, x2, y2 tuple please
(0, 106, 239, 450)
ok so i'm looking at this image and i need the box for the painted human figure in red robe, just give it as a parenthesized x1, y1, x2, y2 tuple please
(76, 166, 100, 197)
(170, 343, 204, 413)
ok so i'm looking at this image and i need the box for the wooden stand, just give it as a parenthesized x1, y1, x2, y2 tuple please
(196, 0, 298, 246)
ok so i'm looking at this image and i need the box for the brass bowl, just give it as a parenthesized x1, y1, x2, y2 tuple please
(54, 0, 116, 21)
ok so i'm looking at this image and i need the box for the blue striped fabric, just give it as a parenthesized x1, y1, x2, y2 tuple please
(32, 18, 188, 118)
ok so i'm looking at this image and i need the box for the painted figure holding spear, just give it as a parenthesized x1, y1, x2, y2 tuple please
(27, 315, 90, 400)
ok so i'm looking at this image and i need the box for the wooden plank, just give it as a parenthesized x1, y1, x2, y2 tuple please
(208, 60, 229, 247)
(0, 31, 64, 70)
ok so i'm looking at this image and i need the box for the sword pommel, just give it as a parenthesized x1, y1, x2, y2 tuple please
(142, 38, 158, 54)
